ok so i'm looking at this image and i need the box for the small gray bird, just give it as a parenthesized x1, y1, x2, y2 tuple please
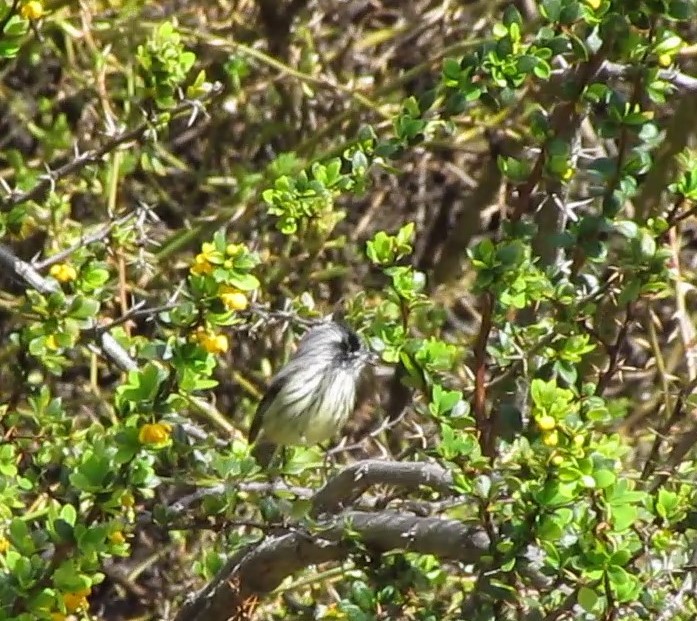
(249, 320, 375, 468)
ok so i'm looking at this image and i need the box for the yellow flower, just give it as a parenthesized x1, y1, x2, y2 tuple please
(63, 588, 90, 613)
(194, 327, 229, 354)
(49, 263, 77, 283)
(226, 243, 243, 256)
(561, 166, 574, 181)
(50, 613, 66, 621)
(201, 242, 216, 256)
(542, 430, 559, 447)
(219, 286, 248, 311)
(550, 453, 564, 466)
(120, 491, 135, 508)
(21, 0, 43, 19)
(190, 253, 213, 275)
(658, 53, 673, 68)
(584, 0, 601, 9)
(46, 335, 59, 350)
(0, 537, 9, 553)
(109, 531, 126, 544)
(138, 422, 172, 446)
(190, 242, 222, 276)
(536, 414, 556, 431)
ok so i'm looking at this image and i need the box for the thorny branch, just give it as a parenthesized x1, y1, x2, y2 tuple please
(471, 291, 494, 457)
(0, 84, 223, 212)
(0, 222, 238, 449)
(595, 303, 635, 396)
(32, 212, 138, 270)
(0, 243, 139, 372)
(170, 460, 490, 621)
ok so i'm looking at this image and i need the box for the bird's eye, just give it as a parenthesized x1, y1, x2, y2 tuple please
(344, 330, 361, 353)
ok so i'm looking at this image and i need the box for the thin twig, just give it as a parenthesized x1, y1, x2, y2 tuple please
(590, 60, 697, 93)
(472, 291, 494, 457)
(641, 377, 697, 482)
(596, 303, 635, 396)
(0, 85, 223, 211)
(95, 303, 178, 335)
(327, 408, 407, 456)
(33, 213, 137, 270)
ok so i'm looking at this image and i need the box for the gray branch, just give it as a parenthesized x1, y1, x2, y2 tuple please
(173, 510, 490, 621)
(166, 459, 490, 621)
(0, 244, 137, 372)
(0, 241, 231, 446)
(600, 60, 697, 93)
(552, 60, 697, 93)
(310, 459, 455, 517)
(0, 85, 223, 212)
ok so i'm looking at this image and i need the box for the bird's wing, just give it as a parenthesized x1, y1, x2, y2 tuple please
(248, 374, 285, 443)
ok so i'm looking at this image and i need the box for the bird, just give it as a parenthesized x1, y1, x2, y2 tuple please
(248, 320, 375, 469)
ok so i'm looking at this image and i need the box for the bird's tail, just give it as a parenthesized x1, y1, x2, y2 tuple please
(251, 440, 278, 469)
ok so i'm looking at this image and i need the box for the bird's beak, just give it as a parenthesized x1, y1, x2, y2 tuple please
(365, 350, 380, 366)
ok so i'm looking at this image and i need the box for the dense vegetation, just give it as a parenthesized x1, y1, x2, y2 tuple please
(2, 0, 697, 619)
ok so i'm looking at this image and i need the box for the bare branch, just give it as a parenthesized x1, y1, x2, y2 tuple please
(173, 510, 490, 621)
(33, 212, 137, 270)
(0, 243, 234, 446)
(94, 302, 178, 335)
(0, 85, 223, 212)
(600, 60, 697, 93)
(551, 61, 697, 93)
(310, 459, 455, 517)
(0, 244, 138, 372)
(163, 459, 486, 621)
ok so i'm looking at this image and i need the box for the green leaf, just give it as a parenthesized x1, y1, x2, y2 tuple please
(609, 504, 637, 532)
(667, 0, 694, 19)
(535, 480, 576, 506)
(577, 586, 598, 613)
(60, 504, 77, 526)
(443, 57, 462, 81)
(593, 469, 616, 489)
(53, 519, 75, 543)
(9, 519, 33, 555)
(537, 515, 563, 541)
(615, 220, 639, 238)
(492, 22, 508, 38)
(227, 272, 260, 291)
(67, 296, 100, 320)
(656, 488, 678, 519)
(81, 265, 110, 290)
(541, 0, 562, 21)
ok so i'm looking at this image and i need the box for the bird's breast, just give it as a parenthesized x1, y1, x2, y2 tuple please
(262, 368, 356, 447)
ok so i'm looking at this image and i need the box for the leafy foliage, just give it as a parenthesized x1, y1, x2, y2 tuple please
(1, 0, 697, 620)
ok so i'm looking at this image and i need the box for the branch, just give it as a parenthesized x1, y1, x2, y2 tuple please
(32, 212, 137, 270)
(173, 510, 490, 621)
(0, 243, 236, 446)
(513, 50, 607, 222)
(595, 303, 635, 396)
(550, 61, 697, 93)
(656, 538, 697, 621)
(598, 60, 697, 93)
(165, 459, 555, 621)
(0, 244, 138, 372)
(310, 459, 455, 517)
(472, 291, 494, 457)
(0, 85, 223, 212)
